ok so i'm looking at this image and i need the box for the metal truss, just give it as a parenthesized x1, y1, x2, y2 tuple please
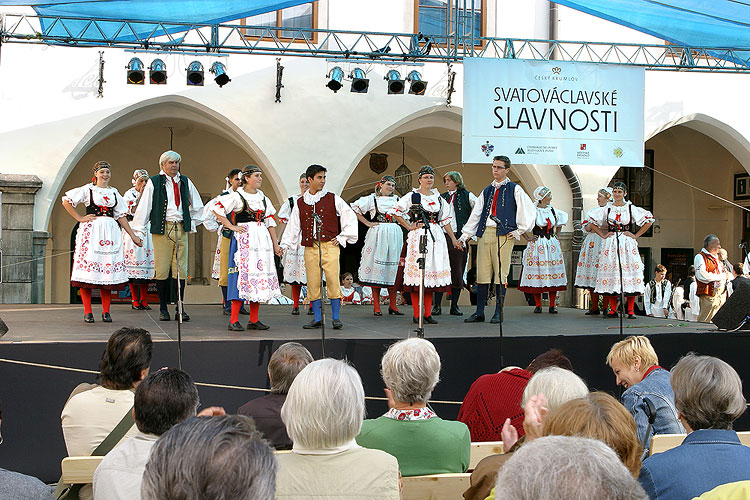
(1, 13, 749, 72)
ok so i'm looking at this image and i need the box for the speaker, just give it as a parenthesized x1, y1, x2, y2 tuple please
(712, 279, 750, 331)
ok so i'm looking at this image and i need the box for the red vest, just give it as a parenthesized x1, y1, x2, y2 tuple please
(696, 252, 720, 296)
(298, 192, 340, 247)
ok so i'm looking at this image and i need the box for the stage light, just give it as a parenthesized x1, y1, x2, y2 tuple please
(149, 58, 167, 84)
(326, 66, 344, 92)
(186, 61, 204, 86)
(385, 70, 404, 94)
(350, 68, 369, 93)
(407, 70, 427, 95)
(210, 62, 231, 87)
(126, 57, 145, 85)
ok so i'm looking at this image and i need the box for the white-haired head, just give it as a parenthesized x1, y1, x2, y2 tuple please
(281, 358, 365, 450)
(159, 150, 181, 168)
(522, 366, 588, 409)
(381, 338, 441, 405)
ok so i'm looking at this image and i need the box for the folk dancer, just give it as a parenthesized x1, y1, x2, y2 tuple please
(574, 187, 612, 315)
(280, 164, 358, 330)
(458, 155, 535, 323)
(585, 181, 654, 319)
(644, 264, 672, 318)
(132, 150, 204, 322)
(122, 169, 155, 310)
(212, 165, 283, 331)
(694, 235, 727, 323)
(351, 175, 404, 316)
(433, 171, 477, 316)
(277, 173, 309, 315)
(518, 186, 569, 314)
(390, 165, 459, 324)
(62, 161, 142, 323)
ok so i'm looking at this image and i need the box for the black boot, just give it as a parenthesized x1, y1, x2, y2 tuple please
(174, 279, 190, 321)
(156, 279, 170, 321)
(432, 292, 443, 316)
(449, 288, 463, 316)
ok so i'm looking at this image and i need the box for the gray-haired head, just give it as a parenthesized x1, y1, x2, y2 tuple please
(703, 234, 720, 249)
(141, 415, 277, 500)
(159, 150, 181, 167)
(381, 338, 440, 405)
(268, 342, 314, 394)
(671, 353, 745, 431)
(522, 366, 588, 409)
(281, 358, 365, 450)
(495, 435, 648, 500)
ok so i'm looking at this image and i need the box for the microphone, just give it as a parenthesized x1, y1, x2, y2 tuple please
(312, 212, 322, 224)
(489, 214, 503, 226)
(740, 242, 747, 249)
(420, 210, 430, 227)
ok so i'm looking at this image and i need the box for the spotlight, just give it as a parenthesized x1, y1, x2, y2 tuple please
(210, 62, 231, 87)
(186, 61, 204, 86)
(407, 70, 427, 95)
(385, 70, 404, 94)
(149, 58, 167, 84)
(350, 68, 369, 93)
(126, 57, 145, 85)
(326, 66, 344, 92)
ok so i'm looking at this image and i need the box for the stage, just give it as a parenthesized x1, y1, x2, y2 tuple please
(1, 303, 748, 482)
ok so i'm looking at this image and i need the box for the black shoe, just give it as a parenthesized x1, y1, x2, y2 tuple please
(102, 312, 112, 323)
(307, 307, 314, 315)
(291, 307, 300, 315)
(605, 311, 619, 318)
(141, 304, 152, 310)
(533, 306, 542, 314)
(84, 313, 94, 324)
(431, 305, 442, 316)
(549, 307, 558, 314)
(464, 313, 485, 323)
(585, 309, 601, 315)
(131, 303, 141, 310)
(223, 308, 231, 316)
(449, 307, 463, 316)
(374, 311, 382, 316)
(424, 316, 438, 324)
(332, 319, 343, 329)
(388, 308, 404, 316)
(303, 321, 322, 329)
(175, 310, 191, 322)
(627, 313, 637, 319)
(228, 321, 244, 331)
(159, 311, 171, 321)
(239, 306, 250, 315)
(490, 313, 501, 324)
(247, 321, 270, 330)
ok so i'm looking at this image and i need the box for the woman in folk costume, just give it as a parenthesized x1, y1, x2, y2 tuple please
(586, 181, 654, 319)
(122, 169, 155, 310)
(277, 172, 309, 315)
(390, 165, 459, 324)
(351, 175, 404, 316)
(212, 165, 283, 331)
(518, 186, 569, 314)
(62, 161, 142, 323)
(574, 187, 613, 315)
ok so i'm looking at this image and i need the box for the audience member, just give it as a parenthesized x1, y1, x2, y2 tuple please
(93, 368, 224, 500)
(694, 480, 750, 500)
(639, 354, 750, 500)
(457, 348, 572, 441)
(141, 415, 276, 500)
(237, 342, 313, 449)
(0, 399, 54, 500)
(276, 359, 399, 499)
(493, 436, 648, 500)
(61, 327, 153, 500)
(356, 338, 470, 476)
(606, 335, 683, 455)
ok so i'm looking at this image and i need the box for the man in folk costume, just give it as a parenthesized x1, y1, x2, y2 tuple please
(280, 164, 358, 330)
(694, 234, 728, 323)
(644, 264, 672, 318)
(132, 151, 204, 322)
(458, 155, 536, 323)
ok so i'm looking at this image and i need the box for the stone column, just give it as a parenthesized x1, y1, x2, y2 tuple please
(0, 175, 44, 303)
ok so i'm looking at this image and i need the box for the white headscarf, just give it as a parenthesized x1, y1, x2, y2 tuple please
(131, 169, 148, 186)
(533, 186, 551, 206)
(598, 187, 613, 201)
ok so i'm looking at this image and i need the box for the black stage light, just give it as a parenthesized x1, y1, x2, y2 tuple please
(385, 69, 404, 94)
(350, 68, 369, 93)
(210, 62, 231, 87)
(126, 57, 145, 85)
(407, 70, 427, 95)
(149, 58, 167, 84)
(186, 61, 204, 86)
(327, 66, 344, 92)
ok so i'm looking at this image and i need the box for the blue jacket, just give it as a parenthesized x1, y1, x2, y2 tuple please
(622, 367, 683, 455)
(639, 429, 750, 500)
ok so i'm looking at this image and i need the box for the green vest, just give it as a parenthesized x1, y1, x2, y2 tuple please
(149, 174, 192, 234)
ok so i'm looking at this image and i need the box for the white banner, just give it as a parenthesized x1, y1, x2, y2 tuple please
(462, 58, 645, 166)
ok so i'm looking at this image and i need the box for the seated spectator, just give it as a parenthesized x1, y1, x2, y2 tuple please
(465, 366, 588, 500)
(694, 480, 750, 500)
(492, 436, 648, 500)
(276, 359, 399, 499)
(356, 338, 470, 477)
(606, 335, 683, 455)
(340, 272, 362, 304)
(458, 348, 573, 442)
(0, 399, 54, 500)
(639, 354, 750, 500)
(61, 327, 153, 500)
(93, 368, 224, 500)
(237, 342, 313, 449)
(141, 415, 276, 500)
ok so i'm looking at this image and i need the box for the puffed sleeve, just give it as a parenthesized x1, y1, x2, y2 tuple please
(630, 205, 654, 226)
(335, 195, 358, 247)
(211, 191, 240, 217)
(202, 196, 221, 233)
(278, 197, 293, 223)
(131, 179, 154, 238)
(122, 188, 139, 216)
(553, 207, 569, 227)
(264, 196, 277, 228)
(438, 196, 454, 227)
(469, 191, 478, 209)
(514, 186, 536, 234)
(583, 206, 606, 226)
(280, 202, 301, 249)
(112, 189, 128, 220)
(186, 178, 205, 232)
(62, 185, 90, 207)
(389, 193, 412, 220)
(351, 194, 375, 216)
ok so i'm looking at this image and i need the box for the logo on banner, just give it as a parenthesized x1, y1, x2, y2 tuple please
(613, 147, 624, 158)
(515, 147, 526, 155)
(552, 67, 561, 74)
(580, 144, 587, 150)
(481, 141, 495, 157)
(577, 143, 590, 160)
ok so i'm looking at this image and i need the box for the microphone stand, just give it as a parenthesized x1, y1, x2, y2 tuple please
(312, 211, 327, 357)
(489, 214, 506, 366)
(614, 227, 625, 341)
(169, 221, 183, 369)
(415, 210, 435, 339)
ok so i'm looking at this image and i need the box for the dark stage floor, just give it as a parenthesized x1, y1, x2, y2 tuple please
(0, 304, 712, 343)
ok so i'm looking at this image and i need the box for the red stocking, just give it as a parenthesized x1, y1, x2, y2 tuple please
(100, 289, 111, 314)
(410, 292, 420, 318)
(549, 292, 557, 308)
(590, 293, 600, 312)
(534, 293, 542, 307)
(80, 288, 92, 315)
(423, 292, 433, 318)
(388, 287, 399, 312)
(626, 296, 635, 315)
(129, 283, 140, 306)
(231, 300, 242, 323)
(139, 284, 149, 306)
(249, 302, 260, 323)
(291, 285, 301, 308)
(372, 287, 381, 313)
(609, 296, 618, 313)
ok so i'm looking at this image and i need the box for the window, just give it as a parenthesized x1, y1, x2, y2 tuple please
(415, 0, 485, 45)
(612, 149, 654, 237)
(241, 2, 317, 41)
